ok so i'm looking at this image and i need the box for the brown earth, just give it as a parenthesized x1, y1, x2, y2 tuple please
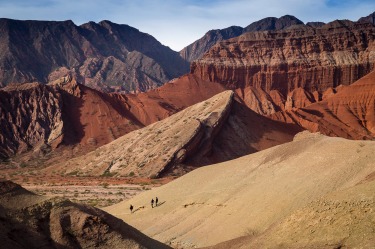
(0, 180, 171, 249)
(105, 131, 375, 248)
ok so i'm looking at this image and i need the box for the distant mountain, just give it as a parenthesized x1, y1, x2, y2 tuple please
(358, 11, 375, 24)
(180, 12, 375, 62)
(0, 19, 189, 92)
(243, 14, 303, 32)
(180, 15, 303, 62)
(191, 19, 375, 96)
(179, 26, 244, 62)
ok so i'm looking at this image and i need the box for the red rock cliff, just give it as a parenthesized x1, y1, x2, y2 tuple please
(191, 20, 375, 96)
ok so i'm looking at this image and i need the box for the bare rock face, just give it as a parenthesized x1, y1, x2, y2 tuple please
(0, 74, 229, 160)
(0, 83, 64, 158)
(191, 20, 375, 96)
(180, 26, 244, 62)
(52, 91, 235, 178)
(51, 90, 301, 178)
(235, 87, 279, 115)
(0, 76, 143, 160)
(0, 181, 170, 249)
(0, 18, 189, 92)
(358, 11, 375, 25)
(270, 70, 375, 139)
(243, 15, 303, 32)
(285, 88, 316, 110)
(180, 15, 303, 62)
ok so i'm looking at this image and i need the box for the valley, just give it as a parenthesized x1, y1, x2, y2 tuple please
(1, 9, 375, 249)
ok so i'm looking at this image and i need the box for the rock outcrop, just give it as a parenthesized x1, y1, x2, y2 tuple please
(0, 76, 143, 160)
(0, 18, 189, 91)
(0, 74, 231, 160)
(180, 15, 303, 62)
(0, 83, 64, 158)
(270, 70, 375, 139)
(49, 91, 300, 178)
(0, 181, 170, 249)
(358, 11, 375, 25)
(191, 20, 375, 96)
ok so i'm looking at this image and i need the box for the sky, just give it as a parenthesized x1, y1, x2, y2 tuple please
(0, 0, 374, 51)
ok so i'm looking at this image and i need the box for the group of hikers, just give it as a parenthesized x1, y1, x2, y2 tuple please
(129, 197, 159, 213)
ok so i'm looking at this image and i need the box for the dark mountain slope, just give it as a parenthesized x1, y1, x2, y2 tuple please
(0, 18, 189, 91)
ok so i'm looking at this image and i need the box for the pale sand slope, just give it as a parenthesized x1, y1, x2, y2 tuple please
(206, 178, 375, 248)
(104, 131, 375, 248)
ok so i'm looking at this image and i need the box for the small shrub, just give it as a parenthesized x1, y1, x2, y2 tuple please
(101, 171, 116, 177)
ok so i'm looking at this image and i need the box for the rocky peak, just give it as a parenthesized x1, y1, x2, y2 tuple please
(358, 11, 375, 25)
(306, 21, 326, 28)
(244, 15, 304, 32)
(180, 15, 304, 62)
(0, 18, 189, 92)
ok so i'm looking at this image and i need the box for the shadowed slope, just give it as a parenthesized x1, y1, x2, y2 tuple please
(0, 181, 171, 249)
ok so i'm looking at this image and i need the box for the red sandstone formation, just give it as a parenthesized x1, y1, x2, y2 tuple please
(0, 74, 228, 159)
(270, 70, 375, 139)
(191, 20, 375, 96)
(0, 76, 142, 159)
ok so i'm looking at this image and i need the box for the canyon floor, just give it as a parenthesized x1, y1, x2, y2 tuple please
(1, 168, 172, 208)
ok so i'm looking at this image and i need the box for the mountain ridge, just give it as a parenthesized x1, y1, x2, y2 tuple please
(180, 15, 304, 62)
(0, 18, 189, 91)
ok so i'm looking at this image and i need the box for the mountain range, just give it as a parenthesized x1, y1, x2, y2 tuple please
(0, 19, 189, 92)
(1, 10, 375, 249)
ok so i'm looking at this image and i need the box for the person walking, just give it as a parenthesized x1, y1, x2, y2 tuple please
(151, 198, 154, 208)
(155, 197, 159, 207)
(130, 204, 134, 213)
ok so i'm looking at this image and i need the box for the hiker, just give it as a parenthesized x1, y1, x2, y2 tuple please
(155, 197, 159, 207)
(151, 198, 154, 208)
(130, 204, 134, 213)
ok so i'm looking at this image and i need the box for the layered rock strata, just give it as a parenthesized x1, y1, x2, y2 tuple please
(191, 20, 375, 96)
(270, 70, 375, 139)
(180, 15, 303, 62)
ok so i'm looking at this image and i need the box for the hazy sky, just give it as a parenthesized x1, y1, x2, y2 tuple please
(0, 0, 374, 51)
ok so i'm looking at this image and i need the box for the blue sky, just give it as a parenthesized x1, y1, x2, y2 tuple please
(0, 0, 374, 51)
